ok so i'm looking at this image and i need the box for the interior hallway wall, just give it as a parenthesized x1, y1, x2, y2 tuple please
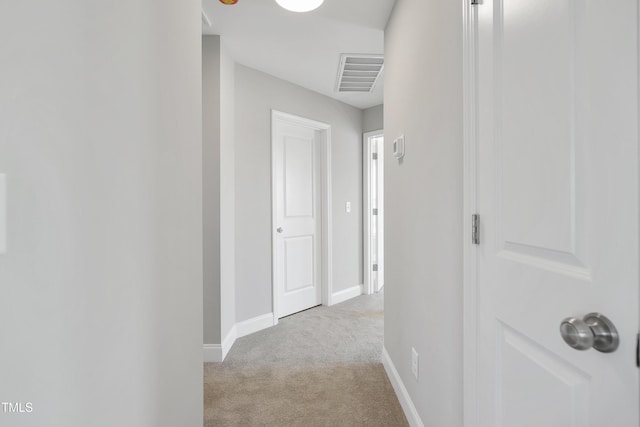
(0, 2, 203, 426)
(203, 36, 222, 345)
(203, 35, 236, 346)
(234, 64, 364, 323)
(219, 40, 236, 343)
(363, 104, 384, 132)
(384, 0, 464, 425)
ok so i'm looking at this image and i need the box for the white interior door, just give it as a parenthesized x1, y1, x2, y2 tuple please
(273, 117, 322, 318)
(474, 0, 639, 426)
(364, 131, 385, 294)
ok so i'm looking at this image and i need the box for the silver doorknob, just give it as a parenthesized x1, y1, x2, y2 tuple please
(276, 227, 283, 233)
(560, 313, 619, 353)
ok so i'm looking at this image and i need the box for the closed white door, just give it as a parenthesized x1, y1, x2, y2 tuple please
(474, 0, 639, 426)
(273, 118, 322, 318)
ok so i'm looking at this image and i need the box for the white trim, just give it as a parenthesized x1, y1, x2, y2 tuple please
(322, 126, 333, 307)
(381, 347, 425, 427)
(203, 344, 223, 363)
(203, 326, 237, 363)
(363, 130, 372, 295)
(221, 326, 237, 360)
(271, 110, 333, 320)
(203, 313, 276, 363)
(331, 284, 363, 305)
(462, 0, 479, 426)
(236, 313, 276, 338)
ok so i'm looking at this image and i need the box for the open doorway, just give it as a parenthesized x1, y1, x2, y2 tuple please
(363, 130, 384, 295)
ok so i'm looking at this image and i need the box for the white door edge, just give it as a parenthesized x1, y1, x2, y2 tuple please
(462, 0, 479, 425)
(270, 110, 333, 323)
(363, 129, 384, 296)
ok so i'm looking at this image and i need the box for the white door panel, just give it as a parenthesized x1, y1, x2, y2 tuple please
(284, 236, 315, 293)
(284, 136, 314, 217)
(475, 0, 639, 425)
(274, 119, 322, 318)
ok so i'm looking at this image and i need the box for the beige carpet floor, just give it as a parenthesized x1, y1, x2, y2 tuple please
(204, 292, 408, 426)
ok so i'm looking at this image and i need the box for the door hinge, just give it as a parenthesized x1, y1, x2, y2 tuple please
(636, 333, 639, 368)
(372, 153, 378, 160)
(373, 264, 378, 272)
(372, 208, 378, 216)
(471, 0, 481, 4)
(472, 214, 480, 245)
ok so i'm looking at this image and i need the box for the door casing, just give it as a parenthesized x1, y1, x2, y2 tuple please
(271, 110, 333, 323)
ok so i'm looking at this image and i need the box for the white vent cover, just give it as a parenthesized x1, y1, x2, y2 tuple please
(335, 54, 384, 93)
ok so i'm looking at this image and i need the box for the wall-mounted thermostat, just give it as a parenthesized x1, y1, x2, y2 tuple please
(393, 135, 405, 159)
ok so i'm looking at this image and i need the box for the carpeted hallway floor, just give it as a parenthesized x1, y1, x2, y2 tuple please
(204, 292, 408, 426)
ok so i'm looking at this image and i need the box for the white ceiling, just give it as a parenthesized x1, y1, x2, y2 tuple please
(202, 0, 396, 110)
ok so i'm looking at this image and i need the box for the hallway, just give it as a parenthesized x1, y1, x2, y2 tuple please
(204, 293, 407, 426)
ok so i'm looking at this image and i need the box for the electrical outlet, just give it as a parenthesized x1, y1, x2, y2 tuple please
(411, 347, 419, 380)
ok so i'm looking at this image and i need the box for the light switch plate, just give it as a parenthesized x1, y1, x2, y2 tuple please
(345, 201, 351, 213)
(0, 174, 5, 254)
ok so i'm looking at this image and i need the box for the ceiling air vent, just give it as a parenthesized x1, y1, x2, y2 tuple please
(335, 54, 384, 93)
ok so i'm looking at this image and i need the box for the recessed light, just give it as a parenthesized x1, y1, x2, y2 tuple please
(275, 0, 324, 13)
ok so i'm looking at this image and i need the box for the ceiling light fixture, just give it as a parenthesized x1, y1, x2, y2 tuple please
(275, 0, 324, 13)
(219, 0, 238, 4)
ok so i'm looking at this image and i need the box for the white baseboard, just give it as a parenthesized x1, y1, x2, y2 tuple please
(221, 326, 237, 360)
(382, 347, 424, 427)
(203, 344, 223, 363)
(236, 313, 275, 338)
(331, 284, 363, 305)
(203, 326, 237, 363)
(203, 313, 276, 362)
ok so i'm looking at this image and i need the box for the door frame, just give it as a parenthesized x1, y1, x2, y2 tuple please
(462, 1, 479, 425)
(271, 110, 333, 323)
(363, 129, 384, 295)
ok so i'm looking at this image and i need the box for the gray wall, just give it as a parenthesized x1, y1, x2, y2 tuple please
(203, 36, 236, 345)
(0, 2, 203, 426)
(235, 64, 364, 322)
(219, 41, 236, 341)
(203, 36, 222, 344)
(384, 0, 463, 425)
(363, 104, 384, 132)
